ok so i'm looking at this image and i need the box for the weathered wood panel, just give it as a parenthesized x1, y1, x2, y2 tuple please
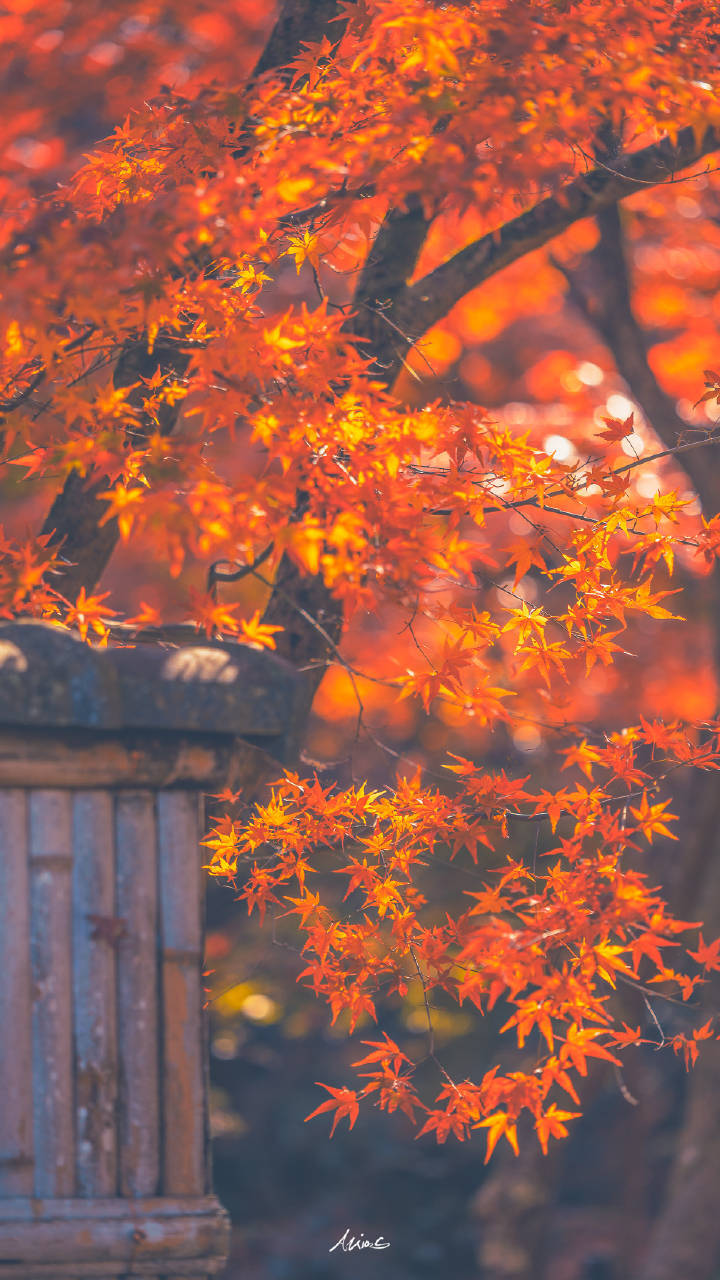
(0, 728, 259, 791)
(0, 1213, 227, 1258)
(0, 1195, 227, 1219)
(0, 1268, 218, 1278)
(72, 790, 118, 1197)
(29, 790, 75, 1197)
(157, 791, 206, 1198)
(0, 1268, 218, 1277)
(0, 1195, 229, 1272)
(0, 791, 33, 1196)
(0, 619, 259, 1277)
(115, 792, 159, 1197)
(0, 1267, 220, 1278)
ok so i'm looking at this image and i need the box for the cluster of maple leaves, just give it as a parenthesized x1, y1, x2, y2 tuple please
(203, 719, 720, 1159)
(3, 0, 720, 1156)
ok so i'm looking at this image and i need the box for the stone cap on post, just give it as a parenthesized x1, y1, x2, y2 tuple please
(0, 621, 306, 790)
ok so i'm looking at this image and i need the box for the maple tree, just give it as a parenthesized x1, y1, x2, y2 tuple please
(5, 2, 720, 1274)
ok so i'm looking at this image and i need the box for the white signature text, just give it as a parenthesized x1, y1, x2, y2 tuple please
(329, 1228, 391, 1253)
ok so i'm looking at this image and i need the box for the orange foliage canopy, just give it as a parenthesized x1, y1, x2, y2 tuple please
(4, 0, 720, 1159)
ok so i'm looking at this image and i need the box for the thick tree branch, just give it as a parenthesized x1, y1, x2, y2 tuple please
(257, 192, 432, 705)
(41, 0, 351, 605)
(41, 336, 191, 600)
(388, 126, 720, 375)
(345, 193, 432, 375)
(257, 193, 431, 703)
(251, 0, 345, 82)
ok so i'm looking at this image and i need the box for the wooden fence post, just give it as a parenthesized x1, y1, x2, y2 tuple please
(0, 621, 304, 1278)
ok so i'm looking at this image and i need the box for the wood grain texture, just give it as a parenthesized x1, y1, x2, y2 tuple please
(0, 1265, 221, 1277)
(0, 1195, 230, 1272)
(156, 791, 206, 1197)
(0, 1266, 220, 1277)
(29, 790, 75, 1197)
(0, 791, 33, 1195)
(0, 728, 265, 790)
(115, 792, 160, 1198)
(72, 790, 118, 1197)
(0, 1195, 228, 1219)
(0, 1214, 225, 1260)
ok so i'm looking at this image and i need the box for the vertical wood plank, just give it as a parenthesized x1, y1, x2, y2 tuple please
(28, 789, 75, 1197)
(199, 797, 212, 1199)
(72, 790, 118, 1197)
(157, 790, 205, 1197)
(0, 791, 33, 1195)
(115, 791, 160, 1197)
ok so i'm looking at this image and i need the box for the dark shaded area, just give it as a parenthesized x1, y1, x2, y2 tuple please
(205, 871, 699, 1280)
(206, 868, 482, 1279)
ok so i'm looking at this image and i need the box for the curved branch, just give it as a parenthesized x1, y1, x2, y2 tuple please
(390, 126, 720, 362)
